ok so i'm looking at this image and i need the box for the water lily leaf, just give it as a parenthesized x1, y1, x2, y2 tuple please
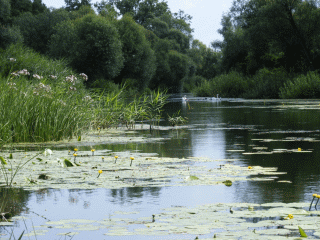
(62, 159, 75, 167)
(298, 226, 308, 237)
(36, 158, 43, 162)
(0, 156, 7, 165)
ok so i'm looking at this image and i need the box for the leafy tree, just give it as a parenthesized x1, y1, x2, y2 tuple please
(0, 0, 11, 24)
(0, 25, 23, 49)
(10, 0, 32, 18)
(114, 14, 156, 89)
(49, 14, 124, 82)
(227, 0, 320, 73)
(31, 0, 47, 15)
(13, 8, 70, 53)
(167, 50, 190, 92)
(65, 0, 91, 11)
(94, 0, 118, 20)
(10, 0, 47, 18)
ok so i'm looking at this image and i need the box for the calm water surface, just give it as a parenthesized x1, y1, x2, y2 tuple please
(2, 98, 320, 239)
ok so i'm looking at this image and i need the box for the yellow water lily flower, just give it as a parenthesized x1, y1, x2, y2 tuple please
(97, 170, 103, 178)
(130, 157, 134, 166)
(288, 214, 294, 219)
(298, 148, 301, 151)
(248, 166, 252, 169)
(91, 149, 95, 156)
(102, 157, 105, 162)
(74, 148, 78, 152)
(114, 156, 118, 163)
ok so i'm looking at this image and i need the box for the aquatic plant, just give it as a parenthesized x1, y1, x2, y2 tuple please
(167, 110, 188, 127)
(0, 154, 39, 187)
(97, 170, 102, 178)
(130, 157, 134, 166)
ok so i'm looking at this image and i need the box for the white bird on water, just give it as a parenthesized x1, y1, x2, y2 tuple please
(182, 95, 188, 101)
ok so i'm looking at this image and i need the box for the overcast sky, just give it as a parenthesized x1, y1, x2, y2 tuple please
(42, 0, 233, 47)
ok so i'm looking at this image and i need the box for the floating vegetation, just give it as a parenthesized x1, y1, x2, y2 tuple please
(12, 201, 315, 239)
(0, 149, 286, 190)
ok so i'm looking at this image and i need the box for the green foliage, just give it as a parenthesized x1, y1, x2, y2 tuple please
(65, 0, 92, 12)
(10, 0, 47, 18)
(0, 25, 23, 49)
(13, 8, 70, 54)
(167, 50, 191, 92)
(0, 44, 91, 143)
(298, 226, 308, 238)
(280, 71, 320, 99)
(167, 110, 187, 127)
(49, 13, 124, 82)
(243, 68, 288, 99)
(0, 0, 11, 24)
(194, 71, 248, 98)
(115, 14, 156, 89)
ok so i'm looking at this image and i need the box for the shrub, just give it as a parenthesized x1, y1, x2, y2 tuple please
(279, 71, 320, 98)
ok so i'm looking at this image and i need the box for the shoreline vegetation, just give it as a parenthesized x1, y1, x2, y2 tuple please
(0, 44, 171, 145)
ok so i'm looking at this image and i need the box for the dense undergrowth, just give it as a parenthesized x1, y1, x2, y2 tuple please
(192, 68, 320, 99)
(0, 44, 168, 145)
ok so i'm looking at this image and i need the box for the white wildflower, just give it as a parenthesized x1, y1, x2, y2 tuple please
(33, 74, 43, 80)
(79, 73, 88, 81)
(65, 75, 77, 83)
(49, 75, 57, 79)
(17, 69, 30, 75)
(83, 95, 92, 101)
(9, 58, 16, 62)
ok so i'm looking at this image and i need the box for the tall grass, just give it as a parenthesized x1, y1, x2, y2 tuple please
(0, 44, 170, 145)
(0, 44, 92, 144)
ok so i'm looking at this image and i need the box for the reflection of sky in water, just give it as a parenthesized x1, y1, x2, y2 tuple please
(4, 99, 320, 239)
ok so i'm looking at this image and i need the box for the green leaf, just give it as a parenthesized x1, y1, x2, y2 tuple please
(36, 158, 43, 161)
(0, 156, 7, 165)
(189, 176, 199, 180)
(298, 226, 308, 238)
(63, 159, 75, 167)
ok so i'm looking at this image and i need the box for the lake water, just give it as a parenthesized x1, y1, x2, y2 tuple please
(2, 98, 320, 239)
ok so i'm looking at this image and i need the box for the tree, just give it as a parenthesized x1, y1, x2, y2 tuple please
(115, 14, 156, 89)
(227, 0, 320, 73)
(0, 0, 11, 24)
(49, 14, 124, 82)
(14, 8, 70, 54)
(65, 0, 91, 11)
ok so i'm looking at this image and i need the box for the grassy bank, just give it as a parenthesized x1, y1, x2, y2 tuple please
(0, 44, 169, 145)
(192, 68, 320, 99)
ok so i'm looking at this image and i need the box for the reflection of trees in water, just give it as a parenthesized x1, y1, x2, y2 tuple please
(220, 102, 320, 204)
(110, 187, 161, 204)
(0, 188, 30, 223)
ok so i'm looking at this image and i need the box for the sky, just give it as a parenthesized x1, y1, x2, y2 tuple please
(42, 0, 234, 47)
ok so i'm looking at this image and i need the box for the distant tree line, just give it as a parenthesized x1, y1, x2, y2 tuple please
(0, 0, 220, 93)
(2, 0, 319, 97)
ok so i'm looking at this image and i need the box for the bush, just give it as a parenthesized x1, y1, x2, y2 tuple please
(279, 71, 320, 98)
(243, 68, 288, 99)
(0, 25, 23, 50)
(209, 71, 248, 98)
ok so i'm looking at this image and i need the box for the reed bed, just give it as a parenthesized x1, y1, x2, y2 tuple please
(0, 44, 169, 146)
